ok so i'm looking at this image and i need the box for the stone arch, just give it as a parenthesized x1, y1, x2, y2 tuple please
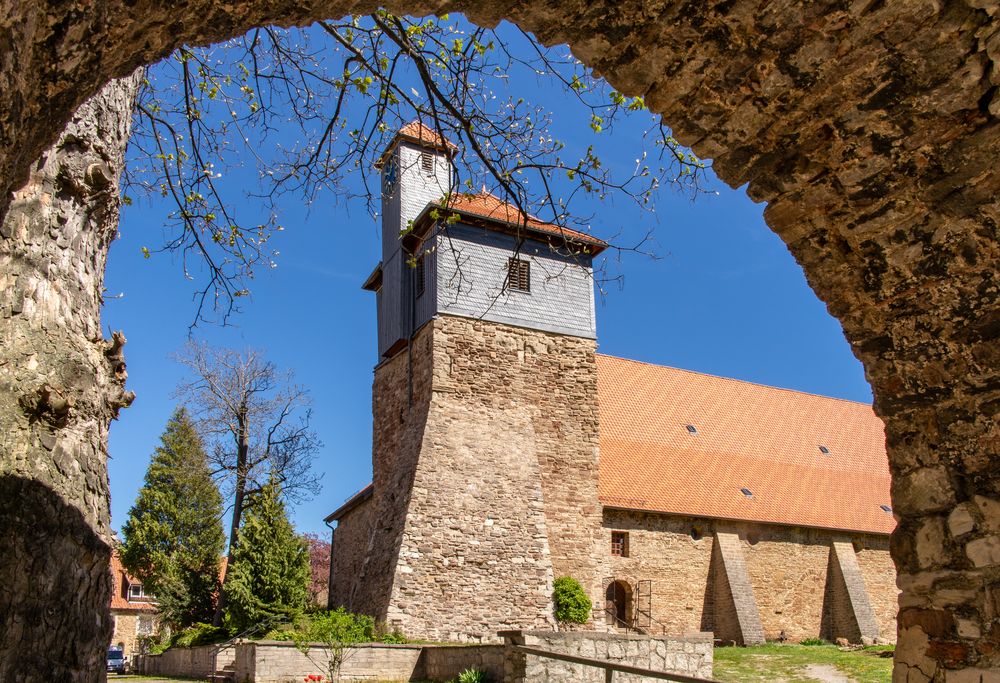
(1, 2, 997, 680)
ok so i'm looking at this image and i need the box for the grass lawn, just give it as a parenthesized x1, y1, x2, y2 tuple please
(713, 643, 894, 683)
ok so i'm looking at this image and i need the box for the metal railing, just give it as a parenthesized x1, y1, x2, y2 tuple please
(512, 644, 721, 683)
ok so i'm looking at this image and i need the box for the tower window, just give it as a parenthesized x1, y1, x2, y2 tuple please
(415, 256, 425, 297)
(420, 152, 434, 175)
(611, 531, 629, 557)
(507, 257, 530, 292)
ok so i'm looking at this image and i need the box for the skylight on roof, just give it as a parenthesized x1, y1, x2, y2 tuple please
(685, 424, 698, 434)
(740, 487, 753, 498)
(818, 445, 831, 454)
(879, 504, 893, 513)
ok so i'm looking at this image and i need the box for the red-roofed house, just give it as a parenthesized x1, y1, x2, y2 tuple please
(326, 124, 896, 647)
(109, 551, 158, 660)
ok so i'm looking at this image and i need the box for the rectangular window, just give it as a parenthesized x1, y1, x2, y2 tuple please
(611, 531, 629, 557)
(507, 257, 530, 292)
(128, 583, 155, 601)
(415, 256, 426, 297)
(420, 152, 434, 175)
(136, 615, 155, 636)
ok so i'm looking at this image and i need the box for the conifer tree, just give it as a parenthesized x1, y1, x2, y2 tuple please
(120, 407, 225, 627)
(223, 480, 310, 632)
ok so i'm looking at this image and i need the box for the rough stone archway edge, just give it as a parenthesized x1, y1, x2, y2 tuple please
(2, 1, 998, 680)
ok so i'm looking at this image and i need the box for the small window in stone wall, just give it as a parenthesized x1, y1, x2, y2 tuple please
(611, 531, 629, 557)
(507, 257, 531, 292)
(137, 615, 155, 636)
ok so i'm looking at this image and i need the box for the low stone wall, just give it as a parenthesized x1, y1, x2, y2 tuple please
(136, 632, 712, 682)
(419, 644, 506, 681)
(137, 643, 234, 678)
(504, 630, 714, 682)
(239, 640, 424, 682)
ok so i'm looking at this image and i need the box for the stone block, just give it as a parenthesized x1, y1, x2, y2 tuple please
(948, 504, 977, 538)
(965, 536, 1000, 568)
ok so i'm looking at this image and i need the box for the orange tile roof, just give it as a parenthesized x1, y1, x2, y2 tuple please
(597, 355, 894, 535)
(438, 191, 608, 249)
(109, 552, 158, 613)
(376, 120, 457, 167)
(396, 120, 457, 150)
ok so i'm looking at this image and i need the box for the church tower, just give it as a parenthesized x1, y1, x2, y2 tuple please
(329, 122, 609, 641)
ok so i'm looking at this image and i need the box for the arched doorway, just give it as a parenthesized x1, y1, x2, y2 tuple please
(605, 580, 633, 628)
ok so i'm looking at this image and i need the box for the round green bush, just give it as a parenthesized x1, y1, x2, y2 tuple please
(553, 576, 592, 624)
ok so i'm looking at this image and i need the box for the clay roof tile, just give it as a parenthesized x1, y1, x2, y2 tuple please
(597, 355, 894, 535)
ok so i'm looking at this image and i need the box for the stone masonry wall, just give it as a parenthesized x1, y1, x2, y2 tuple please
(603, 509, 896, 643)
(109, 611, 149, 660)
(137, 644, 233, 679)
(431, 315, 608, 605)
(505, 630, 713, 683)
(235, 640, 425, 683)
(854, 537, 898, 640)
(345, 327, 435, 624)
(382, 314, 608, 640)
(329, 495, 374, 613)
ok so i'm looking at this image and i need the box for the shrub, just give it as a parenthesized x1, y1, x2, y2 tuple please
(552, 576, 592, 624)
(454, 668, 488, 683)
(265, 608, 407, 646)
(800, 638, 827, 646)
(168, 622, 229, 648)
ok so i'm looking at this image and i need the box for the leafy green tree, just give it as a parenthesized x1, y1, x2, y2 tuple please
(120, 407, 226, 627)
(223, 480, 310, 632)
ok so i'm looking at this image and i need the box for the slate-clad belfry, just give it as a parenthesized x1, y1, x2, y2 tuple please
(326, 123, 897, 645)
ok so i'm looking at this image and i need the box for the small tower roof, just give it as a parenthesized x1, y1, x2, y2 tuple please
(375, 120, 457, 168)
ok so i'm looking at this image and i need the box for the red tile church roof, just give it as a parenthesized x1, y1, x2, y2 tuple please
(597, 355, 894, 535)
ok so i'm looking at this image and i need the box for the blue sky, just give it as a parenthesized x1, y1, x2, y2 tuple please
(103, 22, 871, 540)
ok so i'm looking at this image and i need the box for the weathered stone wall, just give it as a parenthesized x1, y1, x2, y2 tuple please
(337, 313, 606, 641)
(419, 644, 507, 682)
(236, 640, 425, 683)
(603, 509, 897, 643)
(382, 314, 607, 640)
(854, 537, 898, 641)
(137, 644, 233, 678)
(428, 314, 608, 617)
(329, 495, 374, 613)
(346, 326, 435, 624)
(504, 630, 713, 682)
(109, 611, 157, 660)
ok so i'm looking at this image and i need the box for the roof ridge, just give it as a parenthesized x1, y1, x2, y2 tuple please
(595, 352, 874, 408)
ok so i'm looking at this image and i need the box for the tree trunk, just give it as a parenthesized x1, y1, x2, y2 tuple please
(214, 412, 251, 626)
(0, 71, 142, 682)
